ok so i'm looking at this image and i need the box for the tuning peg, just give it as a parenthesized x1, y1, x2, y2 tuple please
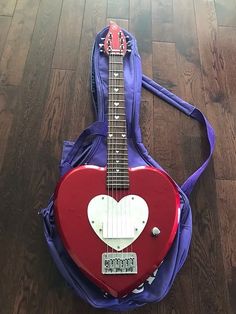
(127, 49, 131, 53)
(127, 41, 131, 46)
(101, 37, 105, 40)
(99, 43, 104, 48)
(126, 35, 130, 40)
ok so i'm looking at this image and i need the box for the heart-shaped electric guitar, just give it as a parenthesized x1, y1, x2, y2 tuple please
(54, 21, 180, 297)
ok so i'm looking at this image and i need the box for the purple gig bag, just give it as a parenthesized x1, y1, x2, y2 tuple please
(40, 26, 215, 311)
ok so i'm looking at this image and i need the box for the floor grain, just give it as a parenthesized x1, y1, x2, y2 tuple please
(0, 0, 235, 313)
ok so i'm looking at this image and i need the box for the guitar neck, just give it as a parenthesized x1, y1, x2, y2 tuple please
(107, 54, 129, 189)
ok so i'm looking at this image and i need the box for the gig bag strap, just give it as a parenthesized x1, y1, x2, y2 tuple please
(142, 74, 215, 197)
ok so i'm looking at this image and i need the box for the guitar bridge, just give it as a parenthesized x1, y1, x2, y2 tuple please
(102, 252, 137, 274)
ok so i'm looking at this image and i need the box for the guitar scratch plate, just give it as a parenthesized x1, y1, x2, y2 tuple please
(87, 194, 149, 251)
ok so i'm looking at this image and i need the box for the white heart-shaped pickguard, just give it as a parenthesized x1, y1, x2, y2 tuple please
(87, 195, 149, 251)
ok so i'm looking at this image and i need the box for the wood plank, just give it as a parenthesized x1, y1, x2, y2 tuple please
(215, 0, 236, 27)
(152, 0, 174, 42)
(0, 0, 40, 85)
(69, 0, 107, 139)
(130, 0, 154, 155)
(0, 16, 11, 58)
(0, 86, 18, 171)
(182, 136, 230, 314)
(26, 70, 76, 314)
(218, 27, 236, 119)
(0, 0, 63, 313)
(0, 0, 16, 16)
(194, 0, 236, 180)
(216, 179, 236, 314)
(0, 0, 234, 312)
(52, 0, 85, 70)
(37, 3, 108, 311)
(152, 42, 194, 313)
(173, 0, 205, 136)
(107, 0, 129, 19)
(38, 70, 75, 158)
(152, 42, 185, 184)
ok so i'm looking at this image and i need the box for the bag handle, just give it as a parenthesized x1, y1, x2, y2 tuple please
(142, 74, 215, 197)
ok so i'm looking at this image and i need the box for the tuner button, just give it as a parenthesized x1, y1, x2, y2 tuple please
(101, 37, 105, 40)
(99, 43, 104, 48)
(126, 35, 130, 39)
(99, 49, 104, 53)
(127, 49, 131, 53)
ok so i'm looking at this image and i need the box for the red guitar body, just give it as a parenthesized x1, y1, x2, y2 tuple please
(54, 165, 180, 297)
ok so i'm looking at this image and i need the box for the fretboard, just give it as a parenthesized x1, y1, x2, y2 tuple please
(107, 54, 129, 189)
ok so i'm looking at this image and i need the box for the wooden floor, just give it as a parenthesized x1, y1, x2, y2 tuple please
(0, 0, 235, 313)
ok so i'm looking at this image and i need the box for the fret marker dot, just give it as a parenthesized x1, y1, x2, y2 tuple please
(116, 160, 119, 163)
(116, 150, 119, 153)
(114, 88, 119, 92)
(114, 73, 118, 77)
(116, 169, 120, 172)
(115, 115, 119, 119)
(108, 134, 113, 137)
(121, 134, 126, 138)
(114, 102, 119, 106)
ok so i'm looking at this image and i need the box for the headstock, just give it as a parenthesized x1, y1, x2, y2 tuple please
(100, 21, 130, 56)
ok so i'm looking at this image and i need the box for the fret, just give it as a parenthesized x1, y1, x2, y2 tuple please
(107, 166, 129, 169)
(108, 107, 125, 109)
(108, 131, 127, 133)
(110, 153, 128, 158)
(108, 113, 126, 116)
(107, 144, 128, 147)
(108, 93, 124, 96)
(108, 99, 125, 101)
(108, 69, 123, 72)
(109, 85, 124, 87)
(107, 149, 128, 151)
(107, 161, 128, 163)
(107, 158, 128, 161)
(108, 120, 126, 123)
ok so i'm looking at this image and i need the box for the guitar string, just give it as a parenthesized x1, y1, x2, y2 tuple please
(111, 52, 114, 254)
(117, 53, 123, 259)
(108, 50, 133, 269)
(110, 53, 114, 254)
(111, 54, 116, 251)
(114, 54, 118, 250)
(107, 52, 110, 256)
